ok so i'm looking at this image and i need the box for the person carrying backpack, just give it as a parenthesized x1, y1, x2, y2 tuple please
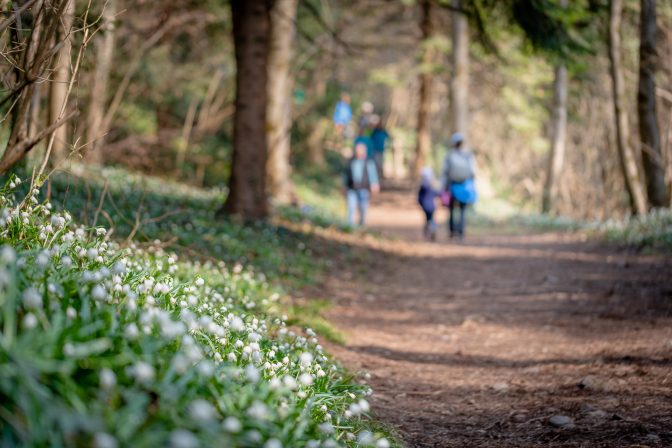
(440, 132, 477, 239)
(343, 142, 380, 226)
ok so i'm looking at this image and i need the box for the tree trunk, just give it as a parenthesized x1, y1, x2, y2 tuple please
(450, 0, 469, 137)
(608, 0, 648, 215)
(541, 62, 568, 214)
(221, 0, 272, 220)
(48, 0, 75, 163)
(637, 0, 670, 208)
(413, 0, 433, 178)
(0, 0, 74, 173)
(86, 0, 116, 164)
(266, 0, 297, 205)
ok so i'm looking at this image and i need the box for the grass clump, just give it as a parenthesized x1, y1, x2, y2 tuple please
(0, 174, 393, 447)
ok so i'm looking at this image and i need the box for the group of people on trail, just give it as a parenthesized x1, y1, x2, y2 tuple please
(334, 94, 389, 227)
(418, 132, 477, 241)
(333, 94, 477, 237)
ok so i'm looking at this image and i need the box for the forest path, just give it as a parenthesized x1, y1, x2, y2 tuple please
(320, 187, 672, 447)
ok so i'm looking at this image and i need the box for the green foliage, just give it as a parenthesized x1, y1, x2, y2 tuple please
(0, 173, 395, 447)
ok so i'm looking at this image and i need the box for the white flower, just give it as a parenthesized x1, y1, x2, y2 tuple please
(100, 368, 116, 390)
(93, 432, 118, 448)
(299, 352, 313, 366)
(349, 403, 362, 416)
(22, 313, 38, 329)
(189, 399, 217, 422)
(92, 285, 107, 301)
(282, 375, 297, 390)
(245, 365, 260, 383)
(0, 246, 16, 264)
(169, 429, 199, 448)
(61, 256, 72, 267)
(66, 306, 77, 319)
(223, 416, 241, 433)
(247, 401, 269, 420)
(125, 323, 139, 339)
(230, 316, 245, 332)
(23, 287, 42, 309)
(227, 353, 237, 363)
(299, 373, 313, 386)
(357, 431, 375, 446)
(87, 248, 99, 259)
(377, 438, 391, 448)
(96, 227, 107, 236)
(195, 277, 205, 286)
(358, 399, 370, 413)
(264, 439, 282, 448)
(129, 361, 155, 384)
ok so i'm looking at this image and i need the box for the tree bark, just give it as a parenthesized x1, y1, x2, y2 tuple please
(266, 0, 297, 205)
(48, 0, 75, 162)
(86, 0, 116, 164)
(413, 0, 433, 178)
(450, 0, 469, 137)
(541, 62, 568, 214)
(608, 0, 648, 215)
(637, 0, 670, 208)
(221, 0, 273, 220)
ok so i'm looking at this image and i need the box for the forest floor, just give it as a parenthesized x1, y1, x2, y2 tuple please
(312, 186, 672, 448)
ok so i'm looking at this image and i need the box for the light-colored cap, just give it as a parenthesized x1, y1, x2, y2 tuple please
(450, 132, 464, 146)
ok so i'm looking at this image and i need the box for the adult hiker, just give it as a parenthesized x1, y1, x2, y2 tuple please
(441, 132, 477, 239)
(344, 142, 380, 226)
(333, 93, 353, 137)
(370, 115, 390, 180)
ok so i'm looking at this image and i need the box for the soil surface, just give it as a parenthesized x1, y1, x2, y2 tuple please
(320, 188, 672, 447)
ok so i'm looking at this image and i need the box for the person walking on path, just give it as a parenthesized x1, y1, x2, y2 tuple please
(344, 142, 380, 226)
(333, 93, 353, 137)
(370, 116, 390, 180)
(418, 166, 439, 241)
(441, 132, 477, 239)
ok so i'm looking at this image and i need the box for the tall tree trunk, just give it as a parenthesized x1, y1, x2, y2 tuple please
(541, 63, 568, 214)
(637, 0, 670, 208)
(221, 0, 272, 220)
(413, 0, 433, 178)
(266, 0, 297, 205)
(86, 0, 116, 164)
(540, 0, 569, 214)
(608, 0, 648, 215)
(48, 0, 74, 163)
(450, 0, 469, 137)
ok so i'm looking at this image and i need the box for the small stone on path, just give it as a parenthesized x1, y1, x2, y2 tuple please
(548, 415, 573, 428)
(492, 382, 509, 393)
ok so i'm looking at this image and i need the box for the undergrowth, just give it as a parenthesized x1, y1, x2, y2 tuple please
(0, 172, 398, 447)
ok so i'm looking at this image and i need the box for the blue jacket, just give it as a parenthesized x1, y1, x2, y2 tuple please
(333, 101, 352, 125)
(418, 182, 438, 213)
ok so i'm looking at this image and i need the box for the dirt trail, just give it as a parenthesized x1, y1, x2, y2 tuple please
(322, 189, 672, 447)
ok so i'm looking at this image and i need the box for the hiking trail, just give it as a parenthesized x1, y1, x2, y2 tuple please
(319, 188, 672, 448)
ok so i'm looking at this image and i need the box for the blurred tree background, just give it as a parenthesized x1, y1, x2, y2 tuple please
(1, 0, 671, 219)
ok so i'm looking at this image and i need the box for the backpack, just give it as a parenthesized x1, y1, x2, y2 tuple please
(447, 150, 473, 183)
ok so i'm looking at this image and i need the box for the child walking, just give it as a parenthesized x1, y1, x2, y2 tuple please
(418, 167, 439, 241)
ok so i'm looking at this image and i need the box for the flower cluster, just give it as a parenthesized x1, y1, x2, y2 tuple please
(0, 175, 391, 448)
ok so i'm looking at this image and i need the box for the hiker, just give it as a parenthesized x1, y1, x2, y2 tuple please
(333, 93, 353, 137)
(353, 129, 374, 161)
(344, 142, 380, 226)
(441, 132, 477, 239)
(370, 116, 390, 180)
(418, 166, 439, 241)
(357, 101, 375, 133)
